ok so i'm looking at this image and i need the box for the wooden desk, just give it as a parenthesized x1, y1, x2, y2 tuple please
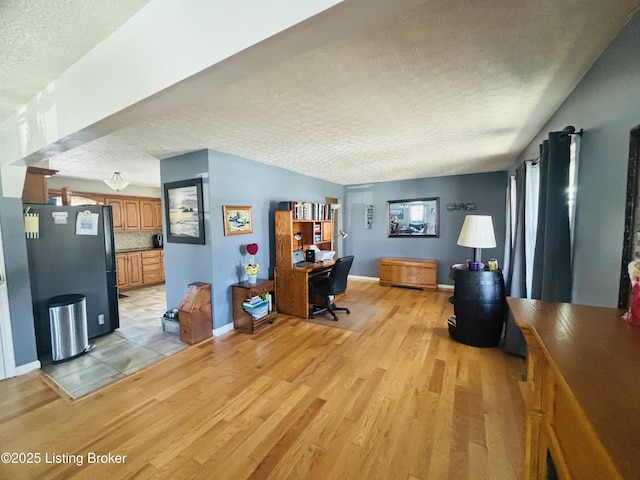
(275, 260, 335, 318)
(507, 297, 640, 480)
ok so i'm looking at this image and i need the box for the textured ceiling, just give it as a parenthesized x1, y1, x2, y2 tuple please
(0, 0, 153, 120)
(4, 0, 640, 187)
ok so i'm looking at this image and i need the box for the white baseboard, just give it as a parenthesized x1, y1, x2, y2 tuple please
(348, 275, 379, 281)
(350, 274, 453, 291)
(213, 322, 234, 337)
(14, 360, 41, 377)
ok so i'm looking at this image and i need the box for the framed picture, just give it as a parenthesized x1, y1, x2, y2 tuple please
(163, 178, 205, 244)
(223, 205, 253, 236)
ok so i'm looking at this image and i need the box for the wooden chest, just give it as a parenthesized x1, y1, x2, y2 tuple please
(379, 257, 438, 291)
(178, 282, 212, 344)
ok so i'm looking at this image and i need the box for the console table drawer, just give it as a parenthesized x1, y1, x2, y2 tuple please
(379, 257, 438, 290)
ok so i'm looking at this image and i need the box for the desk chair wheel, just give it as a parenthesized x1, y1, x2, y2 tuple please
(312, 302, 350, 321)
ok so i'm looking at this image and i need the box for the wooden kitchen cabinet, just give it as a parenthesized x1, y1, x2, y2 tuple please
(106, 197, 156, 231)
(117, 250, 164, 289)
(123, 199, 140, 229)
(106, 198, 125, 229)
(141, 249, 164, 285)
(115, 252, 143, 289)
(140, 199, 163, 230)
(116, 254, 127, 287)
(154, 200, 163, 229)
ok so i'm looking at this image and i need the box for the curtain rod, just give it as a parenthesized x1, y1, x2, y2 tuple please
(524, 126, 582, 167)
(560, 125, 583, 137)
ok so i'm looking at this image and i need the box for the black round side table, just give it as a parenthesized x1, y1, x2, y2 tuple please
(448, 267, 506, 347)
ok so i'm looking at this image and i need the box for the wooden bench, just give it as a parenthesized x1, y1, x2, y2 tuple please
(379, 257, 438, 291)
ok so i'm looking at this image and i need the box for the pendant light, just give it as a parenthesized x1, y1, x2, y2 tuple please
(104, 172, 130, 192)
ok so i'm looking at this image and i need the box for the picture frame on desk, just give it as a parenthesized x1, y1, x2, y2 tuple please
(223, 205, 253, 236)
(164, 178, 205, 244)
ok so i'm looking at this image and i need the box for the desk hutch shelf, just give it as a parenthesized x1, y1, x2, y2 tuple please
(275, 209, 333, 268)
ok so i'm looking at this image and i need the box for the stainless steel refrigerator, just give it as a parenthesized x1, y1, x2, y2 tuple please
(24, 204, 119, 357)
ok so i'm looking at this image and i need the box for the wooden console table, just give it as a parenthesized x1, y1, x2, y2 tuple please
(379, 257, 438, 290)
(507, 297, 640, 479)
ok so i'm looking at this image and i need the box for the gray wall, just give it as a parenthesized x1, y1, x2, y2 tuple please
(208, 151, 343, 329)
(160, 151, 215, 320)
(0, 197, 38, 366)
(161, 149, 343, 330)
(344, 171, 507, 284)
(516, 12, 640, 307)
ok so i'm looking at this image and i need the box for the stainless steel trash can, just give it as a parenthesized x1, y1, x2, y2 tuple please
(48, 294, 89, 362)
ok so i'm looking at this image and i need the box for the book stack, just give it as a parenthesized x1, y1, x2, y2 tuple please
(278, 201, 332, 221)
(242, 295, 270, 320)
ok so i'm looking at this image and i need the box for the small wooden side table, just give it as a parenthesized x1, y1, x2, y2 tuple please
(231, 278, 277, 333)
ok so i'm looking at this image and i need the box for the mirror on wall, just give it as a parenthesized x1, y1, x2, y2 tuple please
(387, 197, 439, 237)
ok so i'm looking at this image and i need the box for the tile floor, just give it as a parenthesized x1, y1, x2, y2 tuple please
(40, 284, 188, 398)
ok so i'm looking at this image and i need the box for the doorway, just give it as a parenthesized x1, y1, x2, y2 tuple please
(326, 196, 341, 257)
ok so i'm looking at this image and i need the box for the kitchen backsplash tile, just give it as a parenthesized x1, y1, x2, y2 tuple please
(115, 231, 161, 252)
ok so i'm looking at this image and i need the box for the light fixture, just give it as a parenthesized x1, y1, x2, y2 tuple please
(457, 215, 496, 263)
(294, 232, 303, 250)
(339, 229, 348, 239)
(330, 204, 342, 210)
(104, 172, 130, 192)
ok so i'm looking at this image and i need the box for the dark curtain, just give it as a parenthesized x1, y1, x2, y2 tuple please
(503, 163, 527, 356)
(506, 163, 527, 297)
(531, 132, 572, 302)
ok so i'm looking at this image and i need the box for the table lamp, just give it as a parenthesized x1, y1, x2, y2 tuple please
(457, 215, 496, 263)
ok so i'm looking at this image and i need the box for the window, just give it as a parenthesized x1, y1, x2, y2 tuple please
(568, 135, 580, 254)
(409, 204, 424, 223)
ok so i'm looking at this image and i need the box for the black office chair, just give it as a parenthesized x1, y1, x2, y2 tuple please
(308, 255, 354, 321)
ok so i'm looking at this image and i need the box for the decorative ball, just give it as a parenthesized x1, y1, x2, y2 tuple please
(247, 243, 259, 255)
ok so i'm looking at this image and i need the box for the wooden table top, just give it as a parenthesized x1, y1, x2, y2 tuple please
(507, 297, 640, 479)
(292, 259, 335, 272)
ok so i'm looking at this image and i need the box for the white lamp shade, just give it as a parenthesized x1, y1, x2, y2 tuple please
(457, 215, 496, 248)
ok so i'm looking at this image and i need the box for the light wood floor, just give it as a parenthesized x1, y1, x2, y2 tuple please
(0, 279, 525, 479)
